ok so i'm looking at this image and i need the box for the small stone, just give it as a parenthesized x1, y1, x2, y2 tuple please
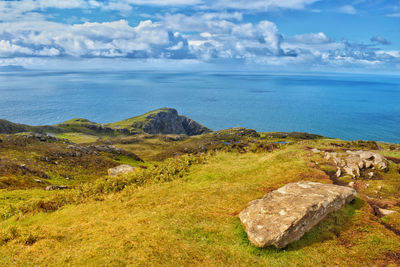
(379, 208, 396, 216)
(368, 172, 374, 179)
(45, 185, 68, 191)
(377, 185, 382, 190)
(34, 179, 42, 183)
(348, 182, 355, 188)
(108, 164, 136, 177)
(336, 168, 342, 178)
(366, 183, 370, 188)
(311, 148, 321, 153)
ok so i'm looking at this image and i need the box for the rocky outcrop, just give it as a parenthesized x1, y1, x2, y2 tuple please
(136, 108, 211, 136)
(45, 185, 68, 191)
(108, 164, 136, 177)
(239, 181, 356, 248)
(0, 119, 31, 134)
(0, 120, 60, 135)
(322, 150, 388, 178)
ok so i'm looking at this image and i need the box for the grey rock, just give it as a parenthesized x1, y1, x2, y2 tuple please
(379, 208, 396, 216)
(45, 185, 68, 191)
(336, 167, 342, 178)
(239, 181, 356, 248)
(324, 150, 387, 178)
(108, 164, 136, 177)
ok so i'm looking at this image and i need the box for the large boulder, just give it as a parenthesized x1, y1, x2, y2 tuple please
(239, 181, 356, 248)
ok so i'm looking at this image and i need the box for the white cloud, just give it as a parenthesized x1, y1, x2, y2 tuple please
(125, 0, 203, 5)
(338, 5, 357, 15)
(386, 13, 400, 17)
(371, 36, 390, 45)
(160, 13, 284, 60)
(0, 11, 399, 69)
(0, 40, 33, 57)
(289, 32, 331, 44)
(0, 0, 101, 22)
(206, 0, 320, 11)
(0, 0, 321, 22)
(376, 50, 400, 58)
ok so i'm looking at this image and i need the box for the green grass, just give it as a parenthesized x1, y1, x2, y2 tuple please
(54, 133, 99, 144)
(105, 107, 172, 130)
(59, 118, 97, 125)
(1, 130, 400, 266)
(1, 144, 399, 266)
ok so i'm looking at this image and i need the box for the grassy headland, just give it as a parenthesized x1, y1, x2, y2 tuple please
(0, 109, 399, 266)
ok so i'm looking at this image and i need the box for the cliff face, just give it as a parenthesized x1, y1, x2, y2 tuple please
(136, 108, 211, 136)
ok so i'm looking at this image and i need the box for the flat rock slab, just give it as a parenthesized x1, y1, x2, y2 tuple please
(239, 181, 356, 248)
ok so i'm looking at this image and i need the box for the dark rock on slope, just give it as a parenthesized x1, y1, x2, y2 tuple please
(130, 108, 211, 136)
(0, 119, 31, 134)
(0, 119, 60, 135)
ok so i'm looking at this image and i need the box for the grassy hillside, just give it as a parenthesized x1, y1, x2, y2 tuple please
(0, 128, 399, 266)
(1, 108, 210, 139)
(105, 108, 173, 130)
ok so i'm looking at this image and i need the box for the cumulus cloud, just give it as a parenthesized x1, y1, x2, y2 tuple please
(0, 9, 399, 69)
(159, 13, 287, 60)
(371, 36, 391, 45)
(0, 19, 191, 59)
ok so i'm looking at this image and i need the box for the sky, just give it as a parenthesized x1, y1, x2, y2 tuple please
(0, 0, 399, 73)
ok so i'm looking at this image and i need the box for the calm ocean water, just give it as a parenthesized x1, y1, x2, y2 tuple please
(0, 70, 399, 143)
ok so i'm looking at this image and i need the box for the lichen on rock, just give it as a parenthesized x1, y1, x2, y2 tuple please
(239, 181, 356, 248)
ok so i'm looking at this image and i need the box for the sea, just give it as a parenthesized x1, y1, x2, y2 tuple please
(0, 70, 399, 143)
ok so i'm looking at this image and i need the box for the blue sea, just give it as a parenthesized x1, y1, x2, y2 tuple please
(0, 70, 399, 143)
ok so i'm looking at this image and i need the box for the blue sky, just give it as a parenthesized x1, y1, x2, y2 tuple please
(0, 0, 399, 73)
